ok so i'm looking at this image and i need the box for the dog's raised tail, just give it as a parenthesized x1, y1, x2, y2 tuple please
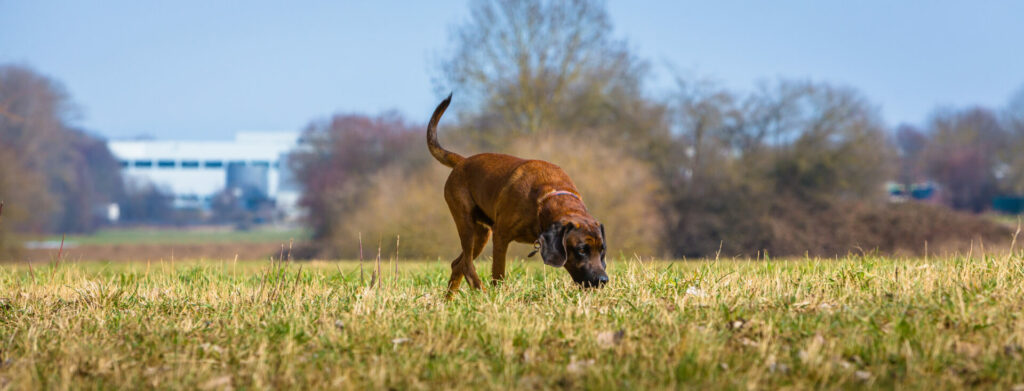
(426, 93, 465, 168)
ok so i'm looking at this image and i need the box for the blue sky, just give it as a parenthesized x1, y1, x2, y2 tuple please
(2, 1, 1023, 140)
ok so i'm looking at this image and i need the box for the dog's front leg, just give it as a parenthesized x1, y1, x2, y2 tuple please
(491, 234, 511, 285)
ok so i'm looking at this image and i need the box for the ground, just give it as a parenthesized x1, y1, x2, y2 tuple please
(20, 227, 308, 263)
(2, 251, 1024, 390)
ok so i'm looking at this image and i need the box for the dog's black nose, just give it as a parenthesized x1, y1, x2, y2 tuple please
(576, 274, 609, 288)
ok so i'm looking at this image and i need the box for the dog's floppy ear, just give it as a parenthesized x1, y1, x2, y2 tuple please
(539, 223, 570, 267)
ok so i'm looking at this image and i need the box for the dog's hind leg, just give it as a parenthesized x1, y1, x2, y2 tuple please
(462, 223, 491, 289)
(446, 254, 466, 298)
(446, 224, 490, 297)
(444, 184, 492, 297)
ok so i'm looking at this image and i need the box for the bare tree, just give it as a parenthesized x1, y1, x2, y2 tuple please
(0, 65, 67, 238)
(667, 79, 896, 257)
(0, 64, 123, 246)
(923, 107, 1007, 211)
(288, 112, 424, 248)
(671, 76, 743, 186)
(894, 124, 928, 187)
(439, 0, 646, 136)
(1008, 85, 1024, 126)
(726, 80, 894, 200)
(1002, 85, 1024, 194)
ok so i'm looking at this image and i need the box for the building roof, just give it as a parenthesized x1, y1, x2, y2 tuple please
(108, 132, 299, 161)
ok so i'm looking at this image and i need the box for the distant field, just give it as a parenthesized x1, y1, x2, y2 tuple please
(2, 253, 1024, 389)
(990, 213, 1024, 229)
(39, 227, 309, 245)
(14, 228, 311, 263)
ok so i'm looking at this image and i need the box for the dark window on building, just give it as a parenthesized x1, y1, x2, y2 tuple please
(204, 161, 224, 168)
(181, 160, 200, 169)
(229, 160, 246, 167)
(134, 160, 153, 168)
(157, 160, 176, 168)
(252, 160, 270, 168)
(272, 161, 280, 169)
(119, 160, 129, 168)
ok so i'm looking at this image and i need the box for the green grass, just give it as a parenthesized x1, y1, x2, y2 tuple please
(38, 227, 309, 245)
(2, 253, 1024, 389)
(988, 213, 1024, 228)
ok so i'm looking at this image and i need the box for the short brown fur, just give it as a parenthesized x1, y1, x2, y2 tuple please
(427, 95, 608, 298)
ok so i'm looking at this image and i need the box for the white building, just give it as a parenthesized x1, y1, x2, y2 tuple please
(107, 132, 302, 218)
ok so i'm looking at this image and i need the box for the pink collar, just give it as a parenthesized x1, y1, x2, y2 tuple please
(537, 189, 582, 205)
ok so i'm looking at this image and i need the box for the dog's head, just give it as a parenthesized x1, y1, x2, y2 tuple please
(539, 218, 608, 287)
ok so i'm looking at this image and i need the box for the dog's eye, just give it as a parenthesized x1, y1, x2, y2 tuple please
(577, 245, 588, 255)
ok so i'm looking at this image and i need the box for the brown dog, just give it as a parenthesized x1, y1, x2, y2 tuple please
(427, 94, 608, 296)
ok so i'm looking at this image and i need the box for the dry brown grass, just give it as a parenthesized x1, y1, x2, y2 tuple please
(2, 249, 1024, 389)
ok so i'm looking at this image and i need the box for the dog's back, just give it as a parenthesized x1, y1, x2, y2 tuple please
(451, 153, 575, 222)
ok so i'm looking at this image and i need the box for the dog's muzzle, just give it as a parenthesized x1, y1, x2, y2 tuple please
(577, 274, 609, 288)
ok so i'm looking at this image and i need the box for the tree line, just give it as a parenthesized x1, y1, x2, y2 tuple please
(291, 0, 1021, 259)
(0, 65, 120, 256)
(0, 65, 185, 257)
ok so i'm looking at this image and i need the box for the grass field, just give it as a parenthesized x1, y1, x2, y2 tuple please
(2, 252, 1024, 389)
(15, 227, 311, 263)
(37, 227, 309, 246)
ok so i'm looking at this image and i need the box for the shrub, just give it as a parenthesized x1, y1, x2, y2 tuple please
(752, 198, 1010, 258)
(312, 133, 666, 260)
(325, 164, 456, 259)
